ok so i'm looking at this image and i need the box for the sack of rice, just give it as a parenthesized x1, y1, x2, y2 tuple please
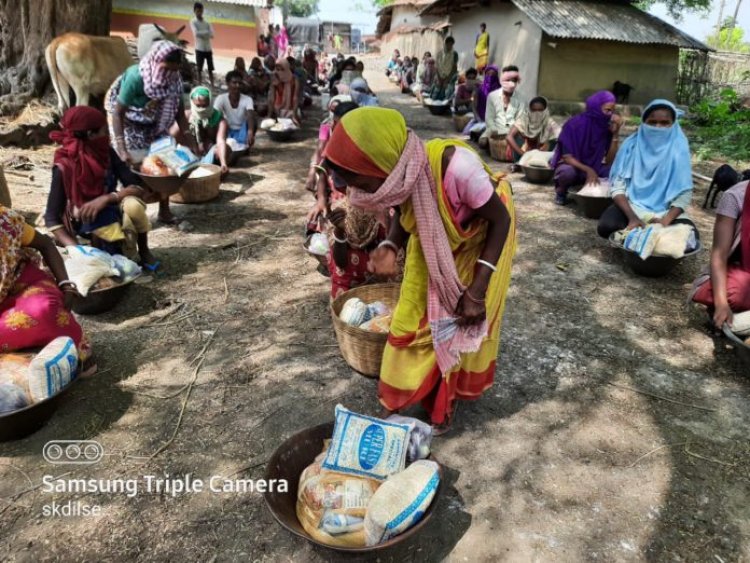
(297, 445, 381, 548)
(111, 254, 141, 283)
(364, 460, 440, 546)
(367, 301, 390, 319)
(0, 353, 34, 401)
(27, 337, 78, 403)
(322, 404, 413, 481)
(260, 118, 277, 130)
(65, 245, 119, 297)
(0, 383, 29, 414)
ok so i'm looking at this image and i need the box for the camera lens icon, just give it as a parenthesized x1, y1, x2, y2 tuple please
(44, 441, 103, 465)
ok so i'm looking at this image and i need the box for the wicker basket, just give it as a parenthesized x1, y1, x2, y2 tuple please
(170, 164, 221, 204)
(453, 113, 472, 132)
(488, 136, 509, 162)
(330, 283, 401, 378)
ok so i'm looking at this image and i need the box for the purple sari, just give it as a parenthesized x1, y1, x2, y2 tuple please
(476, 64, 500, 121)
(551, 90, 615, 175)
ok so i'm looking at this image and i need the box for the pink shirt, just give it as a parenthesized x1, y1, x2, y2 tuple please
(443, 146, 494, 226)
(319, 122, 332, 142)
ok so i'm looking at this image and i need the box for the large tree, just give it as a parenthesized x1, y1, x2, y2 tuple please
(0, 0, 112, 115)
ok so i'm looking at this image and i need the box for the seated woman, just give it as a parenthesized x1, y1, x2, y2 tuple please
(430, 37, 458, 101)
(399, 57, 415, 93)
(1, 205, 90, 360)
(551, 90, 622, 205)
(597, 100, 696, 239)
(691, 177, 750, 327)
(412, 57, 435, 103)
(183, 87, 230, 175)
(506, 97, 561, 163)
(350, 78, 378, 107)
(247, 57, 271, 116)
(453, 69, 478, 115)
(385, 50, 401, 77)
(233, 57, 251, 95)
(326, 200, 386, 299)
(269, 58, 300, 124)
(46, 107, 157, 269)
(463, 65, 500, 138)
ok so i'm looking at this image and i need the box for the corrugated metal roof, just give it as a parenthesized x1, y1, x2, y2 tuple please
(205, 0, 269, 7)
(511, 0, 710, 50)
(421, 0, 711, 51)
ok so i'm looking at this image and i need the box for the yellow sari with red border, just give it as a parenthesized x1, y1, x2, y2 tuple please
(378, 140, 516, 424)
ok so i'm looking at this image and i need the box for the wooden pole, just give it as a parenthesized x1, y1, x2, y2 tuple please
(731, 0, 743, 27)
(0, 166, 11, 207)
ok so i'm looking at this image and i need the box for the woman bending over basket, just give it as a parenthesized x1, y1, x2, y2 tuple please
(690, 178, 750, 328)
(324, 107, 516, 434)
(597, 100, 697, 240)
(0, 206, 90, 359)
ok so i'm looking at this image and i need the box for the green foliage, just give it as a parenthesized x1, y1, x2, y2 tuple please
(635, 0, 711, 20)
(371, 0, 393, 6)
(706, 24, 750, 53)
(276, 0, 320, 18)
(687, 89, 750, 162)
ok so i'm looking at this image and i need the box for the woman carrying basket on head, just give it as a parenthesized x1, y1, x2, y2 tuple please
(324, 107, 516, 434)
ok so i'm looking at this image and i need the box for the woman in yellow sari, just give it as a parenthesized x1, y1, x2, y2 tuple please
(474, 23, 490, 73)
(324, 107, 515, 433)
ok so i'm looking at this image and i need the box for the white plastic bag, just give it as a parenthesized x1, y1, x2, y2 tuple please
(111, 254, 141, 282)
(387, 415, 433, 461)
(65, 245, 119, 296)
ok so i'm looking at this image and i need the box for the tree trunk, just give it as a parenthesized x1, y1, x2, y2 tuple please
(0, 0, 112, 115)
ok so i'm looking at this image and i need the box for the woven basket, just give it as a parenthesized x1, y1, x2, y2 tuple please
(330, 283, 401, 378)
(488, 136, 509, 162)
(170, 164, 221, 204)
(453, 113, 472, 133)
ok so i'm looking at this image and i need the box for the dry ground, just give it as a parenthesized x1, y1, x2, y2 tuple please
(0, 63, 748, 563)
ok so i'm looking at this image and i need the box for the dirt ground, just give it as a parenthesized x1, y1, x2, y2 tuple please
(1, 61, 749, 563)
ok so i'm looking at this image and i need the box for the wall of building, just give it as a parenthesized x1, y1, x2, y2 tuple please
(111, 0, 258, 59)
(446, 0, 542, 100)
(538, 38, 679, 103)
(390, 5, 441, 28)
(381, 29, 445, 61)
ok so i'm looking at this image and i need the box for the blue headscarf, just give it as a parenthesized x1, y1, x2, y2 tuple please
(610, 99, 693, 214)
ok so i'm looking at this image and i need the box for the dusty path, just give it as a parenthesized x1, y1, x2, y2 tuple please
(1, 64, 749, 562)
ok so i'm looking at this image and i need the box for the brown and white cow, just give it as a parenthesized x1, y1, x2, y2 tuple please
(45, 33, 134, 112)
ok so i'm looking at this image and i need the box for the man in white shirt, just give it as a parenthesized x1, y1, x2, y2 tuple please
(190, 2, 215, 88)
(214, 71, 257, 150)
(479, 65, 525, 157)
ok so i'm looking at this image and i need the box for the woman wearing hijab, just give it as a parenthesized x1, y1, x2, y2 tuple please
(1, 205, 90, 359)
(183, 87, 230, 175)
(598, 100, 696, 238)
(45, 107, 157, 269)
(323, 107, 516, 434)
(506, 97, 561, 162)
(106, 41, 196, 225)
(691, 175, 750, 328)
(551, 90, 622, 205)
(268, 58, 300, 124)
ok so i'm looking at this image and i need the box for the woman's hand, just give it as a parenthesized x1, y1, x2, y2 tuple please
(62, 287, 80, 311)
(116, 146, 132, 166)
(627, 217, 646, 230)
(368, 246, 398, 277)
(585, 167, 600, 186)
(79, 194, 113, 224)
(714, 303, 733, 329)
(327, 208, 347, 232)
(306, 200, 327, 224)
(609, 114, 623, 134)
(456, 292, 486, 326)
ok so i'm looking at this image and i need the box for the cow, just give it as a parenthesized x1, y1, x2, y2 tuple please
(45, 33, 134, 113)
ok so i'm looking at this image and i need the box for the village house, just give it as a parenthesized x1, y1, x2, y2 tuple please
(111, 0, 269, 59)
(379, 0, 711, 105)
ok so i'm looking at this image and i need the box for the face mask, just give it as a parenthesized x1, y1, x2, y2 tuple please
(642, 123, 672, 133)
(501, 80, 517, 94)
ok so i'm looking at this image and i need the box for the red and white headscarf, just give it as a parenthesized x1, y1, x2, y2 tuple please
(139, 41, 183, 134)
